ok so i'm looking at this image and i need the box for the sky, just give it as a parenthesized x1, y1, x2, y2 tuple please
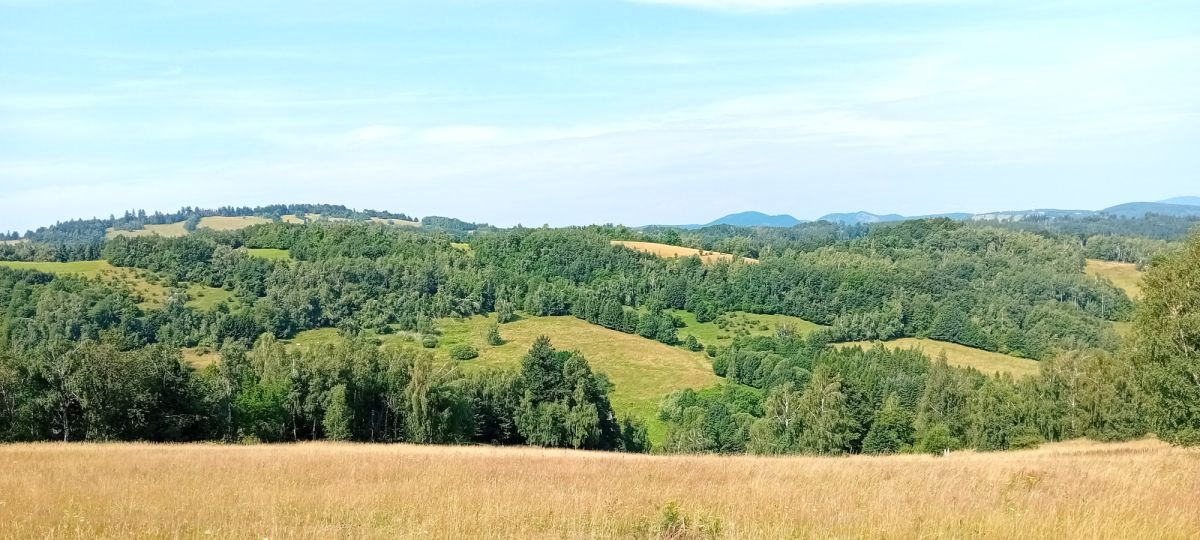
(1, 0, 1198, 231)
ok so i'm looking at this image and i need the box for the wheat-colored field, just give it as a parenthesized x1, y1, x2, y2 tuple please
(197, 215, 272, 231)
(612, 240, 758, 265)
(835, 338, 1041, 377)
(0, 439, 1194, 539)
(1085, 259, 1144, 299)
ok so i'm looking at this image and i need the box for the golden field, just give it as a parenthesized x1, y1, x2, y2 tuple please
(1085, 259, 1144, 299)
(0, 439, 1196, 539)
(612, 240, 758, 265)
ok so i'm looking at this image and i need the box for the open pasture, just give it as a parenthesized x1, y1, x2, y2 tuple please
(0, 438, 1193, 539)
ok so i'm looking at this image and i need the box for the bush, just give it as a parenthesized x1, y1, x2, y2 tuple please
(449, 344, 479, 360)
(486, 323, 504, 346)
(421, 335, 438, 348)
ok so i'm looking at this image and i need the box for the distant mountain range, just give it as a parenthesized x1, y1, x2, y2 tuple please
(669, 196, 1200, 228)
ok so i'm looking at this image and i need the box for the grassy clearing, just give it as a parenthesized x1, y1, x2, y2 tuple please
(197, 216, 272, 231)
(105, 222, 189, 239)
(183, 284, 234, 310)
(0, 439, 1193, 539)
(181, 348, 220, 368)
(450, 242, 472, 252)
(245, 248, 291, 260)
(289, 316, 720, 442)
(612, 240, 758, 265)
(1085, 259, 1143, 299)
(835, 338, 1041, 378)
(673, 310, 824, 348)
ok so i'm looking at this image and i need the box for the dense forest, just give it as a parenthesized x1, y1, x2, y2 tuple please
(0, 207, 1197, 453)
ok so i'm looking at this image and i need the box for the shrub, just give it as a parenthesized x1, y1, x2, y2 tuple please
(421, 335, 438, 348)
(449, 344, 479, 360)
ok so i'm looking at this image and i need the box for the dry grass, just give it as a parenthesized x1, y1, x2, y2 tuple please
(1085, 259, 1144, 299)
(835, 338, 1041, 378)
(0, 439, 1195, 539)
(197, 216, 272, 231)
(612, 240, 758, 265)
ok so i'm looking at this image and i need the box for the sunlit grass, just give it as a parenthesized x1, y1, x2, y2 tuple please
(1085, 259, 1143, 300)
(0, 439, 1192, 539)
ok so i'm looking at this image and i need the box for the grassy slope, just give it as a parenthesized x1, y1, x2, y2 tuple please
(835, 338, 1041, 378)
(673, 310, 824, 349)
(1, 439, 1193, 538)
(1085, 259, 1143, 300)
(289, 316, 720, 442)
(0, 260, 231, 311)
(611, 240, 758, 264)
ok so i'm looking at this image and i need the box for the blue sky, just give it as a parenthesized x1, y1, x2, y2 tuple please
(1, 0, 1197, 230)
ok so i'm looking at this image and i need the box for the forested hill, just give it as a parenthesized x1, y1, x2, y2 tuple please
(1, 204, 417, 258)
(0, 207, 1198, 454)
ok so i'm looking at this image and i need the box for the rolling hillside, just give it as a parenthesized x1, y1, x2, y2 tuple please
(0, 260, 231, 311)
(288, 316, 721, 441)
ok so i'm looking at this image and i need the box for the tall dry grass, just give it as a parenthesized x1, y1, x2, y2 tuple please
(1, 439, 1197, 539)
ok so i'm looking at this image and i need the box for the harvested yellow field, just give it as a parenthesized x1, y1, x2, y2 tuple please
(836, 338, 1041, 378)
(0, 439, 1194, 539)
(105, 222, 189, 239)
(371, 217, 420, 226)
(612, 240, 757, 264)
(1085, 259, 1144, 299)
(197, 215, 272, 231)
